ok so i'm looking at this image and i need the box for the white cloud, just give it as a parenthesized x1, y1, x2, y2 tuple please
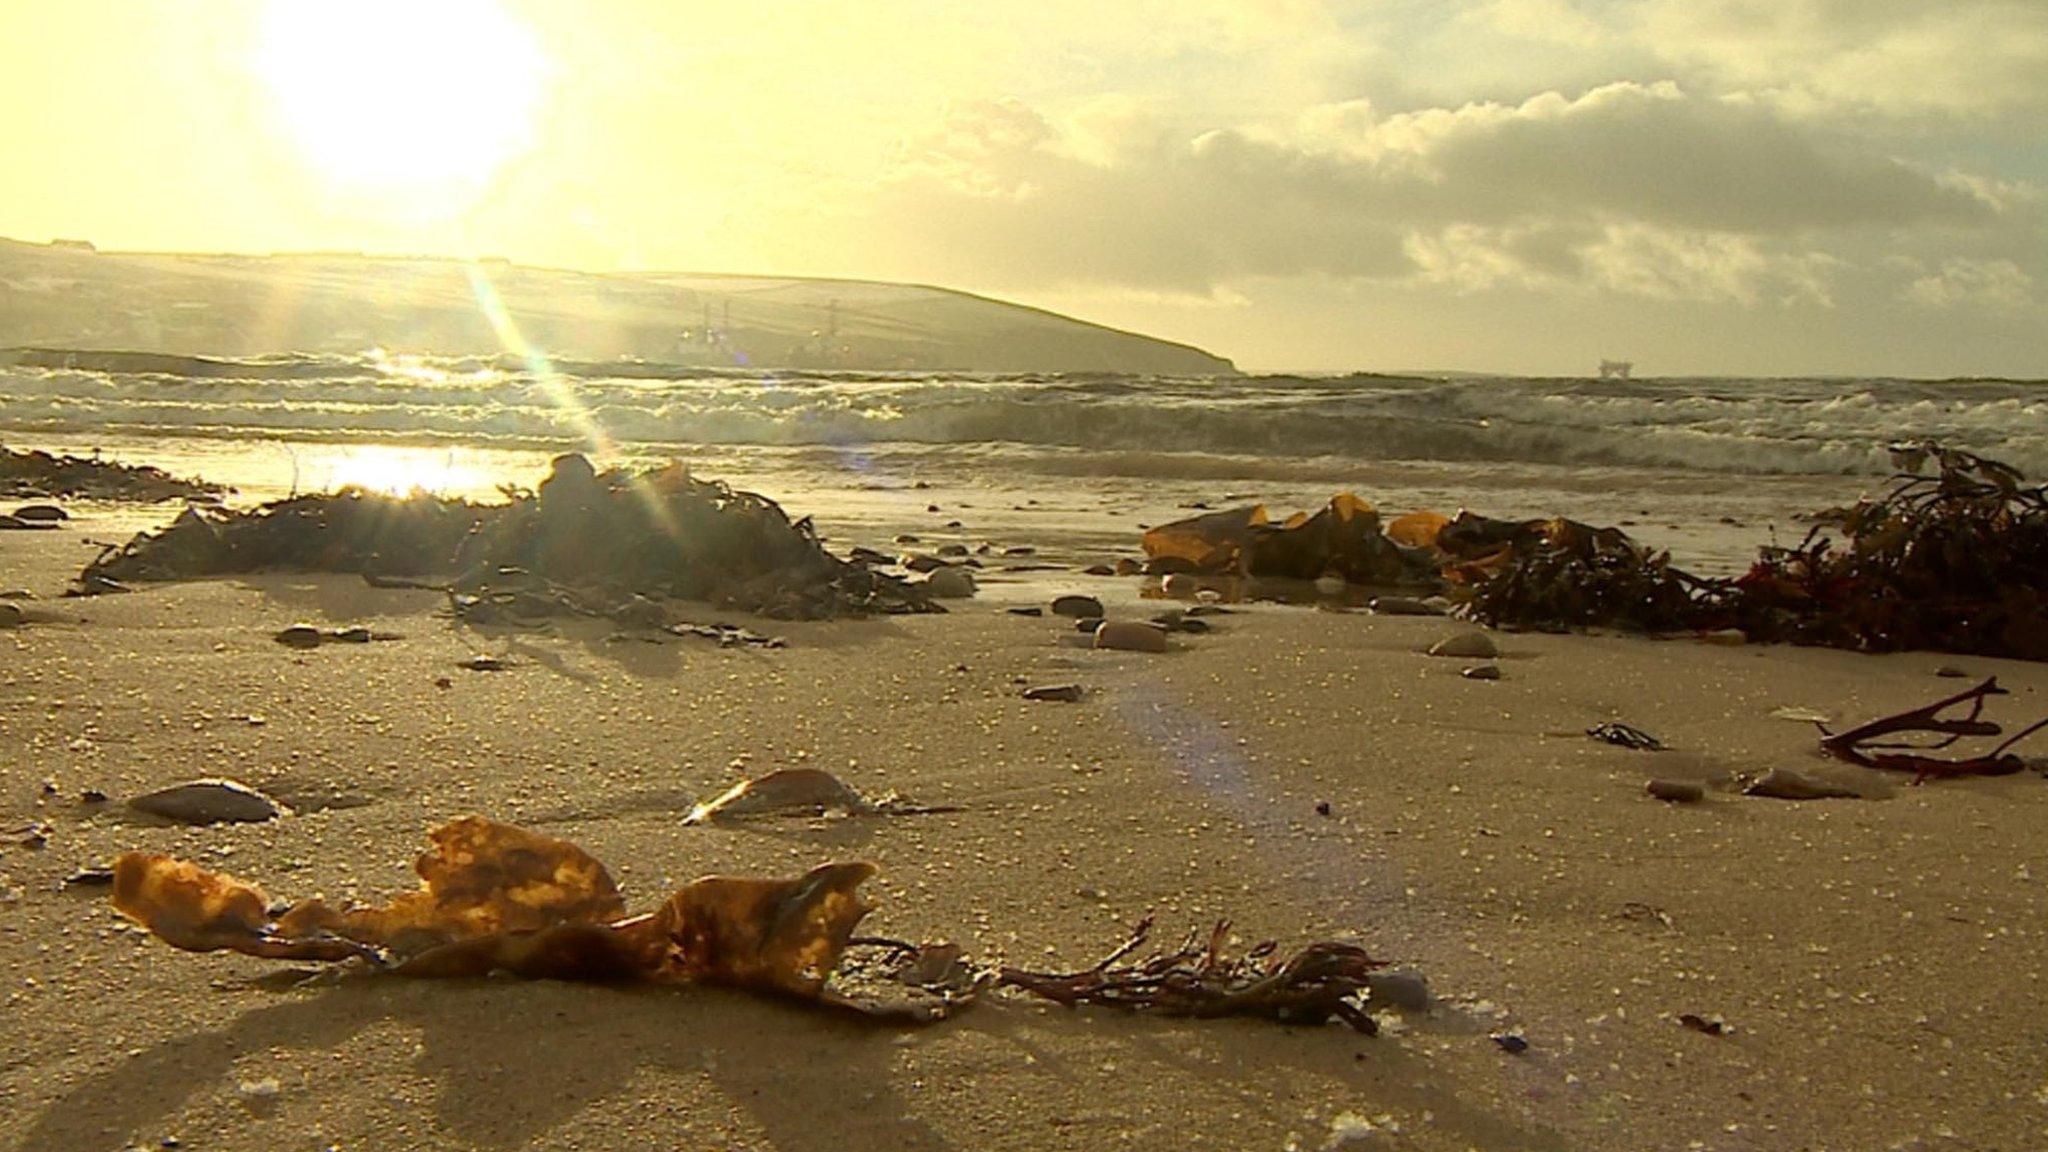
(1904, 258, 2037, 309)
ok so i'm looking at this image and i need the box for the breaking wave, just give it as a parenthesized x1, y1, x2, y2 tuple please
(2, 349, 2043, 479)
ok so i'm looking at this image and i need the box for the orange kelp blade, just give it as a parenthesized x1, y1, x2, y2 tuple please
(275, 815, 627, 955)
(1142, 505, 1269, 572)
(112, 854, 373, 962)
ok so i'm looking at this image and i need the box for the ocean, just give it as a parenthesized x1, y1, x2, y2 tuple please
(5, 350, 2043, 576)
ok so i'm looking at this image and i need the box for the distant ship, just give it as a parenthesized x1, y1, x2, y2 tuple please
(1597, 359, 1633, 380)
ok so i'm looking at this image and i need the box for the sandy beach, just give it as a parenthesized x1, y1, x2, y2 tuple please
(4, 510, 2045, 1152)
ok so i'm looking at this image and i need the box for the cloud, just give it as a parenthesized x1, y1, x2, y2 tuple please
(1903, 258, 2038, 309)
(767, 81, 2016, 311)
(1657, 0, 2048, 118)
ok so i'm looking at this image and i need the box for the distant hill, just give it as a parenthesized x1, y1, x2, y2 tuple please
(0, 238, 1236, 375)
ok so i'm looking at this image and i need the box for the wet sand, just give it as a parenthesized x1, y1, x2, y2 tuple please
(3, 518, 2046, 1152)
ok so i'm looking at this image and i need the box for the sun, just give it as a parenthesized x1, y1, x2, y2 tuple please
(254, 0, 547, 204)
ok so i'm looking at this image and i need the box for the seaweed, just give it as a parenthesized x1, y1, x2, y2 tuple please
(75, 454, 936, 620)
(110, 816, 1390, 1032)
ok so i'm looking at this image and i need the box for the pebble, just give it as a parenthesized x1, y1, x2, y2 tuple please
(13, 504, 67, 522)
(1743, 767, 1859, 800)
(0, 514, 43, 531)
(1369, 596, 1443, 617)
(1074, 617, 1105, 633)
(1460, 664, 1501, 681)
(1022, 684, 1085, 703)
(1365, 969, 1432, 1012)
(1160, 573, 1197, 597)
(1051, 594, 1105, 619)
(1935, 665, 1969, 678)
(936, 543, 969, 558)
(1646, 778, 1706, 803)
(1427, 631, 1499, 659)
(127, 778, 288, 825)
(1094, 621, 1169, 653)
(1113, 558, 1142, 577)
(893, 534, 921, 545)
(1080, 564, 1115, 576)
(1007, 606, 1044, 617)
(923, 567, 977, 599)
(1491, 1033, 1530, 1055)
(0, 603, 22, 629)
(273, 624, 324, 649)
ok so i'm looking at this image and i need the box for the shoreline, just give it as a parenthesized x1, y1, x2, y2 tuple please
(4, 512, 2046, 1151)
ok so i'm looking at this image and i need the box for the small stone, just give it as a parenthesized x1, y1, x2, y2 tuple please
(460, 655, 511, 672)
(0, 602, 22, 629)
(1081, 564, 1115, 576)
(1935, 665, 1969, 678)
(1022, 684, 1085, 702)
(893, 534, 921, 545)
(273, 624, 324, 649)
(62, 866, 115, 889)
(13, 504, 68, 522)
(1002, 546, 1036, 557)
(1678, 1013, 1730, 1036)
(1646, 778, 1706, 803)
(1743, 767, 1859, 801)
(1113, 558, 1142, 577)
(1491, 1033, 1530, 1055)
(1366, 969, 1432, 1012)
(328, 626, 373, 644)
(1460, 664, 1501, 681)
(1159, 573, 1197, 597)
(1075, 617, 1105, 633)
(1370, 596, 1443, 617)
(1314, 800, 1332, 817)
(127, 778, 288, 825)
(1094, 621, 1170, 653)
(901, 553, 946, 573)
(1007, 606, 1044, 617)
(936, 543, 969, 558)
(1051, 594, 1105, 619)
(1427, 631, 1499, 659)
(923, 567, 977, 599)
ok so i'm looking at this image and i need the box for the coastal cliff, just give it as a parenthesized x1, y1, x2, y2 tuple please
(0, 238, 1236, 375)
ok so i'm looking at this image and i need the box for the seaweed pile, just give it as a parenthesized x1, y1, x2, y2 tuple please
(77, 454, 935, 619)
(113, 815, 1388, 1031)
(1725, 444, 2048, 659)
(1, 444, 222, 501)
(1140, 443, 2048, 662)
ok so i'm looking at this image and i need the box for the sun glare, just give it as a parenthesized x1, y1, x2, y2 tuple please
(254, 0, 547, 205)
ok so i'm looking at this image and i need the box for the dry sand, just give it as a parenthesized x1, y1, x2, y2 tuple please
(4, 519, 2046, 1152)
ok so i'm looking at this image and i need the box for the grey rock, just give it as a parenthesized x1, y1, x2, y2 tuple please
(1743, 767, 1860, 801)
(1645, 778, 1706, 803)
(1051, 594, 1105, 619)
(1094, 621, 1169, 652)
(1369, 596, 1443, 617)
(128, 778, 288, 825)
(1428, 631, 1499, 659)
(13, 504, 67, 522)
(923, 567, 977, 599)
(273, 624, 324, 649)
(1365, 968, 1432, 1012)
(1460, 664, 1501, 681)
(1022, 683, 1085, 702)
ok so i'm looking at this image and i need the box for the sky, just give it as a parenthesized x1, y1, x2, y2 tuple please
(1, 0, 2044, 376)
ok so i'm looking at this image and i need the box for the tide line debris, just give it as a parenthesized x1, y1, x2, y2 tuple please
(1137, 442, 2048, 663)
(110, 815, 1391, 1031)
(74, 454, 939, 622)
(3, 444, 224, 502)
